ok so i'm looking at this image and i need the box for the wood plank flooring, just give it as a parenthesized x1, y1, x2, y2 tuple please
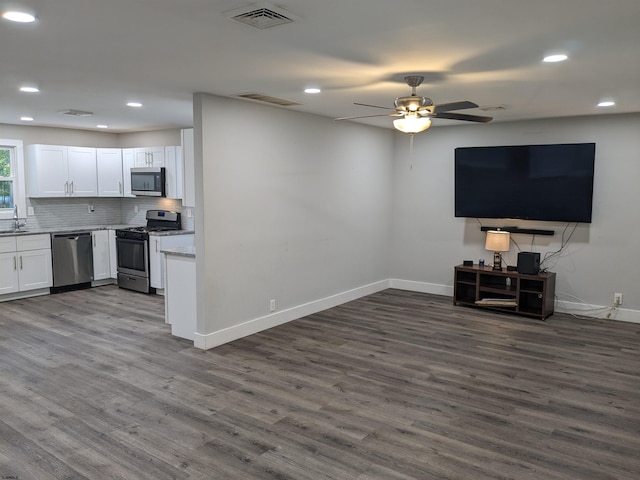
(1, 286, 639, 479)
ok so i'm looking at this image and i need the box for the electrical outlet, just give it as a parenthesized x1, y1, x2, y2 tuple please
(269, 299, 276, 312)
(27, 206, 35, 216)
(134, 205, 139, 213)
(614, 293, 623, 306)
(88, 204, 94, 213)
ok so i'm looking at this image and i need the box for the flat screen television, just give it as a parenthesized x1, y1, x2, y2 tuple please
(454, 143, 595, 223)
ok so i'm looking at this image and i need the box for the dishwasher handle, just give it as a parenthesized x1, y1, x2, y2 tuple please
(52, 232, 92, 240)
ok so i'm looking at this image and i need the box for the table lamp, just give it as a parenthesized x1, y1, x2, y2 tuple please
(485, 230, 510, 271)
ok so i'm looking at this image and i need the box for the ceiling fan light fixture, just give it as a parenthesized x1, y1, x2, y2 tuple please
(393, 115, 431, 134)
(2, 10, 36, 23)
(543, 54, 568, 63)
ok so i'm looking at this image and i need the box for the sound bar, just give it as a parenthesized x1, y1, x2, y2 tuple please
(480, 226, 555, 236)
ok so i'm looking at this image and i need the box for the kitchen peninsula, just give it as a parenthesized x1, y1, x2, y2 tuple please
(163, 246, 196, 341)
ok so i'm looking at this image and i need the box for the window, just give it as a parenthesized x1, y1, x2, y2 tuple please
(1, 147, 15, 208)
(0, 139, 26, 220)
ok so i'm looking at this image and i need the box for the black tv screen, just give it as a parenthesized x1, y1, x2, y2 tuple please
(454, 143, 595, 223)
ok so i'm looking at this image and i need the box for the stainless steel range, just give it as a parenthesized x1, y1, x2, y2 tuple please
(116, 210, 181, 293)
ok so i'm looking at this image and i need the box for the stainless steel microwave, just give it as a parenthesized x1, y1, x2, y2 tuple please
(131, 167, 166, 196)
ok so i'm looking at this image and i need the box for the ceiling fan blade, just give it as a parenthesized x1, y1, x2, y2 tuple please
(354, 102, 394, 110)
(433, 101, 479, 113)
(433, 112, 493, 123)
(335, 112, 401, 121)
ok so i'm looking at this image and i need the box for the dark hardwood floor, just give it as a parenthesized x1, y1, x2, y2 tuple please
(1, 286, 639, 479)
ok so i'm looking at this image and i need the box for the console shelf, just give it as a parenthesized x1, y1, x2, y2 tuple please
(454, 264, 556, 320)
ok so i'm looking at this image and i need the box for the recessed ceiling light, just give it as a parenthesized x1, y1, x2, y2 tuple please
(304, 87, 321, 94)
(127, 102, 143, 108)
(19, 86, 39, 93)
(597, 100, 615, 107)
(20, 116, 34, 122)
(97, 124, 109, 129)
(2, 11, 36, 23)
(543, 54, 568, 63)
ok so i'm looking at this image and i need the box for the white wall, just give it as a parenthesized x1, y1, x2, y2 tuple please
(0, 123, 118, 147)
(193, 93, 394, 347)
(0, 123, 181, 149)
(390, 113, 640, 319)
(118, 129, 181, 148)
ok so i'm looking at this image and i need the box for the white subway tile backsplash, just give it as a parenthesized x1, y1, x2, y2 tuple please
(2, 197, 195, 231)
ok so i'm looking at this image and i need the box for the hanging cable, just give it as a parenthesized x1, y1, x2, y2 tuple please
(541, 222, 578, 268)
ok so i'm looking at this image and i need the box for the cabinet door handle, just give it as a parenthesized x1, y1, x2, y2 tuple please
(14, 256, 17, 270)
(19, 255, 23, 270)
(70, 181, 74, 194)
(155, 239, 159, 252)
(64, 181, 69, 194)
(93, 234, 96, 247)
(118, 181, 122, 194)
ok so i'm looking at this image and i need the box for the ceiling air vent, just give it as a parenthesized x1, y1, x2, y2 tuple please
(236, 93, 301, 107)
(228, 2, 298, 30)
(58, 109, 93, 117)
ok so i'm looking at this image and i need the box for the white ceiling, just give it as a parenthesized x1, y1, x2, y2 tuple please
(2, 0, 639, 133)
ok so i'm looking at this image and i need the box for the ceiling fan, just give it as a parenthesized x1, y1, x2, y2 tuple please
(336, 75, 493, 134)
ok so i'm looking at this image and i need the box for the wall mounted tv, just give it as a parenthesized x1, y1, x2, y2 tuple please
(454, 143, 595, 223)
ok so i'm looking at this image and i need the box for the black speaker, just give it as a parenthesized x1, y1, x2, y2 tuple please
(517, 252, 540, 275)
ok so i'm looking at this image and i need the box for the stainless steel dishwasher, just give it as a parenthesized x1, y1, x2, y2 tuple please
(51, 232, 94, 292)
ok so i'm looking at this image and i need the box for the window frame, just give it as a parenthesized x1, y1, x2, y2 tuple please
(0, 139, 26, 221)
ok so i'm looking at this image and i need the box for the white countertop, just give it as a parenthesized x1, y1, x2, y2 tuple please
(0, 225, 194, 238)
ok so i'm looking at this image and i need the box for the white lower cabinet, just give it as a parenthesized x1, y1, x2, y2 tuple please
(92, 230, 111, 281)
(108, 230, 117, 278)
(0, 234, 52, 297)
(18, 248, 53, 291)
(0, 250, 20, 295)
(164, 252, 196, 341)
(149, 233, 195, 290)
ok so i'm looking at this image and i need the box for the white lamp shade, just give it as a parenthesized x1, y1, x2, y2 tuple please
(485, 230, 510, 252)
(393, 115, 431, 134)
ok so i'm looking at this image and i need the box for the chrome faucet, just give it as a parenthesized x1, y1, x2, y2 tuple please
(13, 205, 26, 231)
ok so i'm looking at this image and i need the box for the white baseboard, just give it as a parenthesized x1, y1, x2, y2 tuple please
(193, 280, 390, 350)
(0, 287, 50, 303)
(388, 278, 453, 297)
(192, 278, 640, 350)
(392, 279, 640, 324)
(555, 301, 640, 324)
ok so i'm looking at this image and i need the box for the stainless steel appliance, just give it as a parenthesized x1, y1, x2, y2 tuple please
(130, 167, 166, 196)
(116, 210, 181, 293)
(51, 231, 94, 292)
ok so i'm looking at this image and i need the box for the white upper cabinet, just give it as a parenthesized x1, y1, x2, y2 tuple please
(164, 146, 183, 200)
(96, 148, 124, 197)
(27, 144, 181, 199)
(122, 148, 136, 197)
(181, 128, 195, 208)
(27, 144, 98, 197)
(66, 147, 98, 196)
(26, 145, 67, 197)
(134, 146, 166, 167)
